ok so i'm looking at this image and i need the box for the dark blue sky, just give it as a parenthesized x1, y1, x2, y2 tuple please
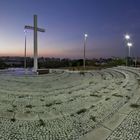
(0, 0, 140, 58)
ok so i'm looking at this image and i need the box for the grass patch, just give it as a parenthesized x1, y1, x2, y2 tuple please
(90, 115, 96, 122)
(90, 93, 101, 98)
(70, 113, 74, 116)
(126, 95, 131, 100)
(127, 88, 131, 91)
(45, 103, 53, 107)
(25, 110, 31, 114)
(7, 109, 14, 112)
(45, 100, 62, 107)
(117, 82, 122, 85)
(102, 77, 106, 80)
(76, 108, 87, 114)
(40, 99, 44, 101)
(25, 105, 33, 108)
(69, 98, 74, 102)
(130, 103, 140, 108)
(89, 81, 94, 85)
(12, 105, 17, 108)
(10, 118, 16, 122)
(68, 91, 72, 94)
(123, 85, 126, 88)
(112, 93, 123, 98)
(105, 97, 110, 101)
(38, 119, 45, 127)
(104, 91, 109, 93)
(18, 95, 28, 98)
(55, 101, 62, 105)
(137, 79, 140, 85)
(90, 105, 95, 108)
(18, 95, 24, 98)
(79, 71, 85, 76)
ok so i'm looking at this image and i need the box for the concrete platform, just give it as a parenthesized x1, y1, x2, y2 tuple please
(37, 69, 49, 74)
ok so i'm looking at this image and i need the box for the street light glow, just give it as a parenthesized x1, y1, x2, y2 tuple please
(24, 29, 27, 35)
(125, 34, 130, 40)
(127, 42, 133, 47)
(84, 34, 88, 38)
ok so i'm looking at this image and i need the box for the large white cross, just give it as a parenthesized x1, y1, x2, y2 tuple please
(24, 15, 45, 72)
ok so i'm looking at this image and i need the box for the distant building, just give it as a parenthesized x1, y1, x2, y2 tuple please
(0, 57, 23, 66)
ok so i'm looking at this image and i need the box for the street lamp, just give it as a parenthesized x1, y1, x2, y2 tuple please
(125, 34, 130, 40)
(127, 42, 133, 57)
(24, 30, 27, 72)
(124, 34, 131, 66)
(83, 33, 88, 70)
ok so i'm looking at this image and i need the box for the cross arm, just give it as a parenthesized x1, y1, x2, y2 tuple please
(24, 25, 45, 32)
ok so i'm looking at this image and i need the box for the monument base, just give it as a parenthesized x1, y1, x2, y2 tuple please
(37, 69, 50, 75)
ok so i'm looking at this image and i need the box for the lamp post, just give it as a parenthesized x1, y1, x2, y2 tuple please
(127, 42, 133, 57)
(24, 30, 27, 72)
(124, 34, 130, 66)
(83, 33, 88, 70)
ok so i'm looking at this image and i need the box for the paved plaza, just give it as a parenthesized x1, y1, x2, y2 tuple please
(0, 66, 139, 140)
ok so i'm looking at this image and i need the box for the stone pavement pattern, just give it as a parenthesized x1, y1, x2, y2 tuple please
(0, 66, 139, 140)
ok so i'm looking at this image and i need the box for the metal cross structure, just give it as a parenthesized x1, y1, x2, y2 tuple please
(24, 15, 45, 72)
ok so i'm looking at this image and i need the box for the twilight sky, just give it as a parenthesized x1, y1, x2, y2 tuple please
(0, 0, 140, 59)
